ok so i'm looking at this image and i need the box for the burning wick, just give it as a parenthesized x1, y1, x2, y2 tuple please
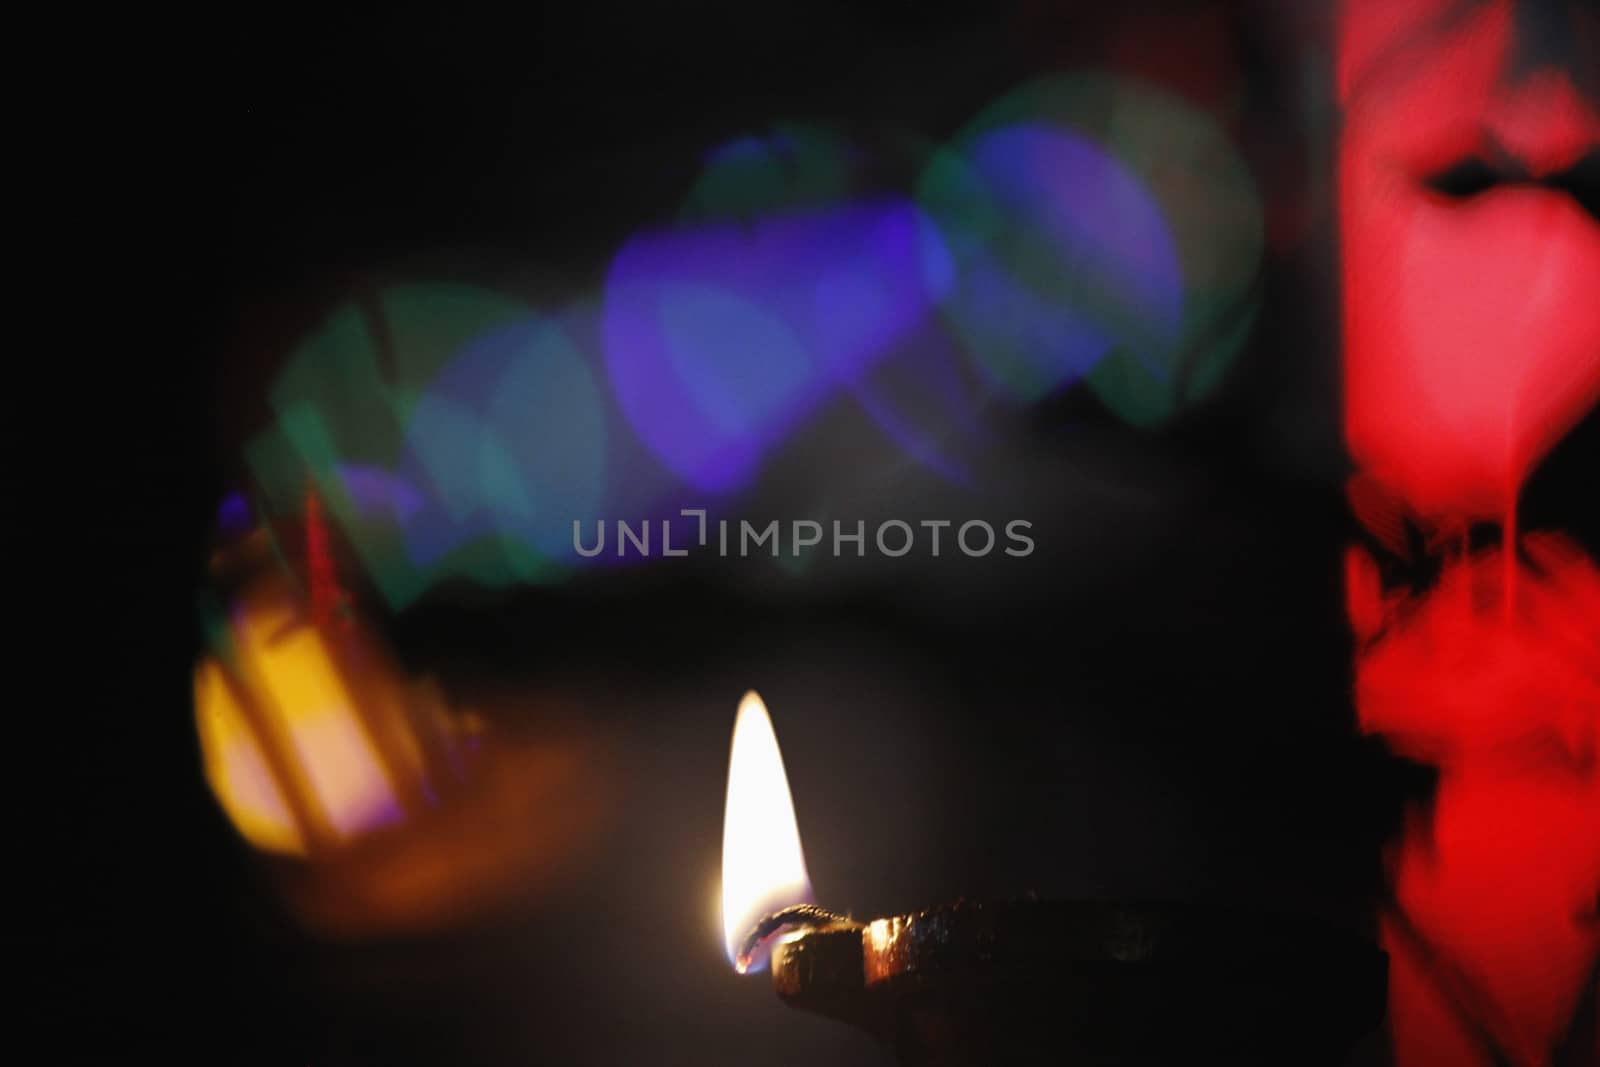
(721, 690, 818, 973)
(734, 904, 858, 975)
(716, 688, 1389, 1064)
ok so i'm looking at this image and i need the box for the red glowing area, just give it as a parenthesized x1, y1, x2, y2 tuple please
(1351, 539, 1600, 1065)
(305, 484, 348, 629)
(1339, 0, 1600, 523)
(1340, 2, 1600, 1061)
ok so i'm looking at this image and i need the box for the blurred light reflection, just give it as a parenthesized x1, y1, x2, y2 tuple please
(193, 534, 604, 935)
(247, 285, 608, 608)
(602, 199, 953, 491)
(232, 72, 1264, 607)
(919, 72, 1262, 424)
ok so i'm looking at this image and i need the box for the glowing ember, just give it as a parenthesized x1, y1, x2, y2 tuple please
(720, 690, 814, 973)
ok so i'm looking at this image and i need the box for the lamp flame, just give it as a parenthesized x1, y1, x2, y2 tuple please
(720, 690, 813, 973)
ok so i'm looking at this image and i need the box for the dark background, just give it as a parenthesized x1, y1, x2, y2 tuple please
(54, 2, 1560, 1063)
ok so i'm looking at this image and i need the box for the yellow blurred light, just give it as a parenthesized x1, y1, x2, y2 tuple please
(234, 603, 402, 841)
(232, 599, 403, 843)
(193, 661, 307, 856)
(194, 589, 408, 856)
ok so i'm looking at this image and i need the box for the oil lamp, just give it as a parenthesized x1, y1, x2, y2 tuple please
(721, 691, 1388, 1065)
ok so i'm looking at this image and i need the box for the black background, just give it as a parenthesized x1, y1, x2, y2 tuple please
(52, 2, 1595, 1063)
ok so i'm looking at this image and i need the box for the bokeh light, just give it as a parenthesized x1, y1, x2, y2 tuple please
(602, 198, 954, 492)
(680, 123, 858, 222)
(235, 81, 1265, 610)
(246, 283, 609, 608)
(919, 72, 1262, 424)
